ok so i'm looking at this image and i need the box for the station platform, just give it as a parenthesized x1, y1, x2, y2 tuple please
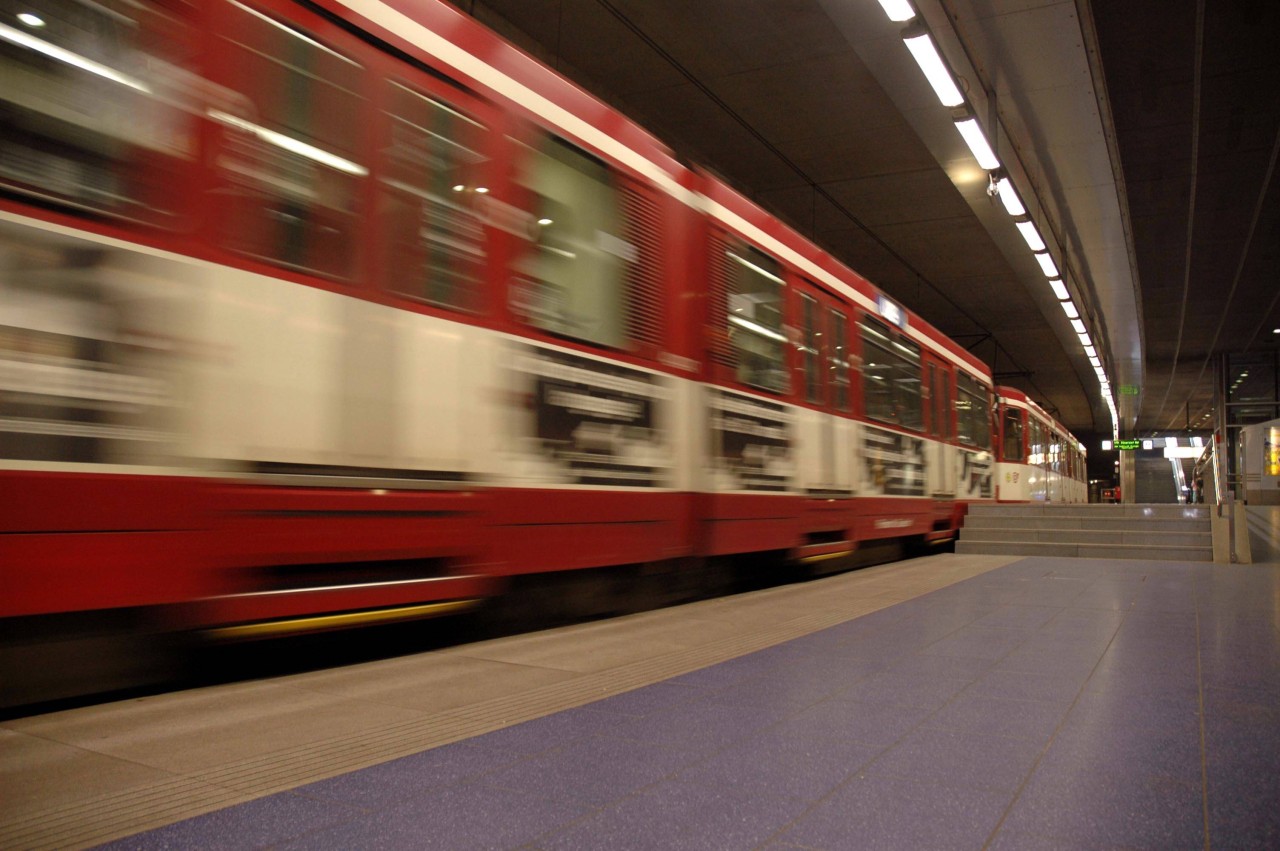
(3, 551, 1278, 849)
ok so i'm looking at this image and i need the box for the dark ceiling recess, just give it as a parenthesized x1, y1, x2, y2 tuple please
(462, 0, 1280, 441)
(1089, 0, 1280, 434)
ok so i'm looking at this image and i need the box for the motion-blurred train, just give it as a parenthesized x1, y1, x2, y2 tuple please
(0, 0, 1085, 702)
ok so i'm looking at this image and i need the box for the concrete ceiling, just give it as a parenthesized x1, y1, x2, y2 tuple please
(460, 0, 1280, 445)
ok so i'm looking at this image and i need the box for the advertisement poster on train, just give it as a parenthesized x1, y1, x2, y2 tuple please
(0, 227, 174, 466)
(861, 425, 925, 496)
(960, 448, 994, 499)
(515, 344, 670, 487)
(709, 389, 793, 491)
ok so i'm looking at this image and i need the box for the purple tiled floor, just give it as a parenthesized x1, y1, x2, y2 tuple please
(98, 556, 1280, 850)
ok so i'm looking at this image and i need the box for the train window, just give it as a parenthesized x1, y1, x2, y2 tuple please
(829, 308, 850, 411)
(0, 0, 196, 219)
(514, 136, 633, 349)
(940, 374, 952, 439)
(861, 318, 896, 422)
(895, 337, 923, 431)
(725, 245, 788, 393)
(800, 293, 821, 404)
(927, 364, 938, 436)
(1002, 408, 1024, 462)
(214, 0, 366, 279)
(956, 372, 991, 449)
(860, 318, 922, 429)
(380, 82, 487, 311)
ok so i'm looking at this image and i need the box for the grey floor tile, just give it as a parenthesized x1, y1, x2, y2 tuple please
(920, 625, 1035, 661)
(776, 774, 1010, 850)
(923, 692, 1069, 742)
(672, 730, 878, 802)
(974, 605, 1063, 630)
(864, 726, 1045, 794)
(775, 697, 935, 747)
(479, 735, 700, 805)
(1063, 689, 1201, 735)
(537, 778, 811, 850)
(276, 781, 593, 850)
(832, 669, 972, 710)
(603, 697, 790, 753)
(1002, 763, 1204, 850)
(968, 668, 1086, 704)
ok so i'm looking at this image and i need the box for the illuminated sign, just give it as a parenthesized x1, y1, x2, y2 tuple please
(1119, 385, 1140, 396)
(1114, 438, 1141, 450)
(877, 295, 907, 329)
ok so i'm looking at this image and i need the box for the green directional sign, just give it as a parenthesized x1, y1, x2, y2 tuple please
(1115, 438, 1142, 450)
(1119, 385, 1140, 396)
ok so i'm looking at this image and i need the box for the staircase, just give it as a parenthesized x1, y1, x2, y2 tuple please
(956, 503, 1214, 562)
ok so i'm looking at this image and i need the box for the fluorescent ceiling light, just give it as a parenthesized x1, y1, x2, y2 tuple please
(995, 177, 1024, 216)
(1077, 332, 1091, 346)
(1034, 252, 1059, 278)
(1070, 319, 1086, 334)
(1048, 279, 1068, 300)
(1016, 220, 1046, 252)
(1084, 345, 1097, 357)
(903, 33, 965, 107)
(1061, 300, 1080, 320)
(1166, 436, 1178, 448)
(877, 0, 916, 21)
(17, 12, 44, 27)
(954, 117, 1000, 169)
(1089, 356, 1101, 367)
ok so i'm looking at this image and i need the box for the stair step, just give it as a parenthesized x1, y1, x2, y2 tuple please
(968, 503, 1209, 521)
(955, 540, 1214, 562)
(963, 515, 1210, 534)
(959, 528, 1211, 547)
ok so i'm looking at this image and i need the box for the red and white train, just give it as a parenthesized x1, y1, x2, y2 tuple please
(995, 387, 1088, 504)
(0, 0, 1083, 700)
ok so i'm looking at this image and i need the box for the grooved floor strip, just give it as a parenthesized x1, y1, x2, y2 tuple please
(1, 553, 1017, 850)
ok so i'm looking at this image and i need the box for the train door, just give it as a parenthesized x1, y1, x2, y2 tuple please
(926, 357, 956, 497)
(794, 280, 853, 495)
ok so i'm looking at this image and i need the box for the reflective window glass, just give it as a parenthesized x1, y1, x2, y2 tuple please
(1002, 408, 1024, 462)
(515, 137, 631, 349)
(380, 82, 487, 311)
(830, 309, 849, 411)
(215, 0, 366, 278)
(0, 0, 196, 219)
(726, 246, 787, 393)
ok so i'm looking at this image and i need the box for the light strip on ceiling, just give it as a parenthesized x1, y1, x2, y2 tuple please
(877, 0, 916, 22)
(1060, 300, 1080, 320)
(1048, 278, 1068, 300)
(1016, 219, 1046, 252)
(902, 32, 965, 107)
(954, 118, 1000, 169)
(995, 176, 1025, 216)
(1035, 252, 1059, 278)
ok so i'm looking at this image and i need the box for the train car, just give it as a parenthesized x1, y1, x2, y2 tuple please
(1, 0, 1024, 702)
(995, 386, 1087, 503)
